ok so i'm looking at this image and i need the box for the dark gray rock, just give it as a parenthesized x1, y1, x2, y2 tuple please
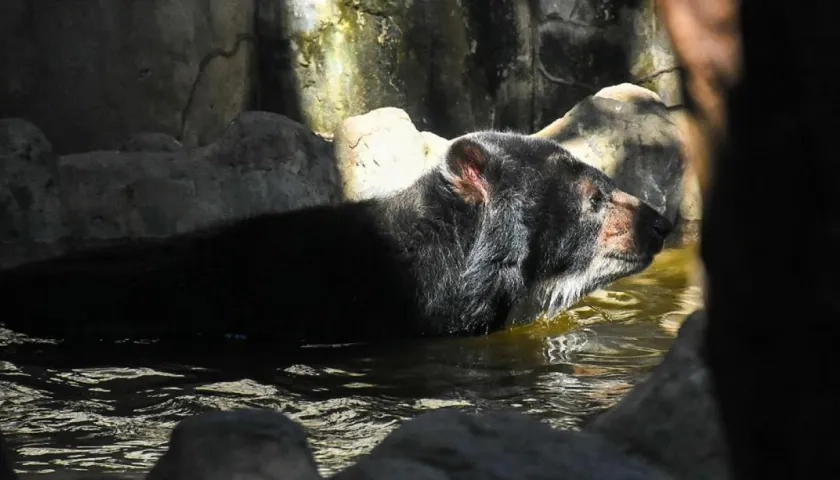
(148, 409, 322, 480)
(1, 0, 681, 150)
(0, 119, 62, 249)
(0, 0, 256, 153)
(332, 409, 672, 480)
(587, 311, 731, 480)
(0, 112, 341, 268)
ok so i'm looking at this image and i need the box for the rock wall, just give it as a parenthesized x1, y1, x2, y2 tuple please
(0, 0, 680, 154)
(0, 0, 256, 154)
(0, 113, 341, 268)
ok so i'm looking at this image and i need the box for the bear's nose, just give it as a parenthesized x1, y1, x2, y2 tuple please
(653, 215, 673, 239)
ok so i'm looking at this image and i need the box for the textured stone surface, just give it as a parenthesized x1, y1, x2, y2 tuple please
(334, 409, 672, 480)
(0, 0, 256, 153)
(148, 409, 323, 480)
(0, 112, 341, 268)
(333, 107, 449, 201)
(256, 0, 495, 138)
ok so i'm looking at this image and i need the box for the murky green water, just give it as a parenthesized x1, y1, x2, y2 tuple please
(0, 244, 701, 477)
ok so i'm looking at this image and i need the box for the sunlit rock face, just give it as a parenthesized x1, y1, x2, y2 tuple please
(256, 0, 497, 139)
(254, 0, 681, 138)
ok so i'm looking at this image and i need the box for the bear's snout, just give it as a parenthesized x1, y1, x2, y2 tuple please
(597, 190, 672, 259)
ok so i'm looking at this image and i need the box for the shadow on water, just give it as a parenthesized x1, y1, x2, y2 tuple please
(0, 244, 700, 477)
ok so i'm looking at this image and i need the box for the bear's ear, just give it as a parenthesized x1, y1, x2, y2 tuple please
(443, 137, 491, 205)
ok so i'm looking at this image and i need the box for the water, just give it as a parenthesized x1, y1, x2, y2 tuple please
(0, 244, 701, 477)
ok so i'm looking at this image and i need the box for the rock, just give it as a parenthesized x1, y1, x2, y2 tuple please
(0, 119, 62, 247)
(623, 0, 683, 107)
(0, 112, 341, 268)
(148, 409, 322, 480)
(119, 133, 184, 153)
(587, 310, 731, 480)
(0, 0, 255, 153)
(197, 111, 342, 211)
(333, 409, 672, 480)
(333, 108, 450, 201)
(0, 0, 683, 152)
(532, 83, 695, 225)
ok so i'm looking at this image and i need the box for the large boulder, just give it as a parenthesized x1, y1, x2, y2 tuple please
(0, 113, 341, 268)
(532, 83, 698, 224)
(495, 0, 682, 132)
(148, 409, 323, 480)
(0, 0, 255, 153)
(333, 409, 672, 480)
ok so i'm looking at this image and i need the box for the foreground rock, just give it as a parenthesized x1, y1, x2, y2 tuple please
(0, 113, 341, 268)
(147, 410, 322, 480)
(333, 410, 671, 480)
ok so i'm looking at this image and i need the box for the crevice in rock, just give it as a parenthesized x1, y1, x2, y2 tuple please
(179, 33, 257, 142)
(633, 65, 682, 84)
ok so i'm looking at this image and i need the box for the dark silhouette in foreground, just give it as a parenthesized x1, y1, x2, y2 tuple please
(659, 0, 840, 477)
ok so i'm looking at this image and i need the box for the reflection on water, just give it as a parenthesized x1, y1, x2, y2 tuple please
(0, 244, 701, 477)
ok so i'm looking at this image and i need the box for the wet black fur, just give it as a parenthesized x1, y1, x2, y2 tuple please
(0, 132, 670, 345)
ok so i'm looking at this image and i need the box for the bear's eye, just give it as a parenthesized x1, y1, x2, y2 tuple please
(589, 190, 605, 209)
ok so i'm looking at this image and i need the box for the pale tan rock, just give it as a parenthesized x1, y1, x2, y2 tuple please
(333, 108, 449, 202)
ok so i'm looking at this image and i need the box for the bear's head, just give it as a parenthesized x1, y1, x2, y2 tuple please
(440, 131, 673, 313)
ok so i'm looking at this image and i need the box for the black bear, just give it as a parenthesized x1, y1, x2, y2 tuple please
(0, 131, 671, 344)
